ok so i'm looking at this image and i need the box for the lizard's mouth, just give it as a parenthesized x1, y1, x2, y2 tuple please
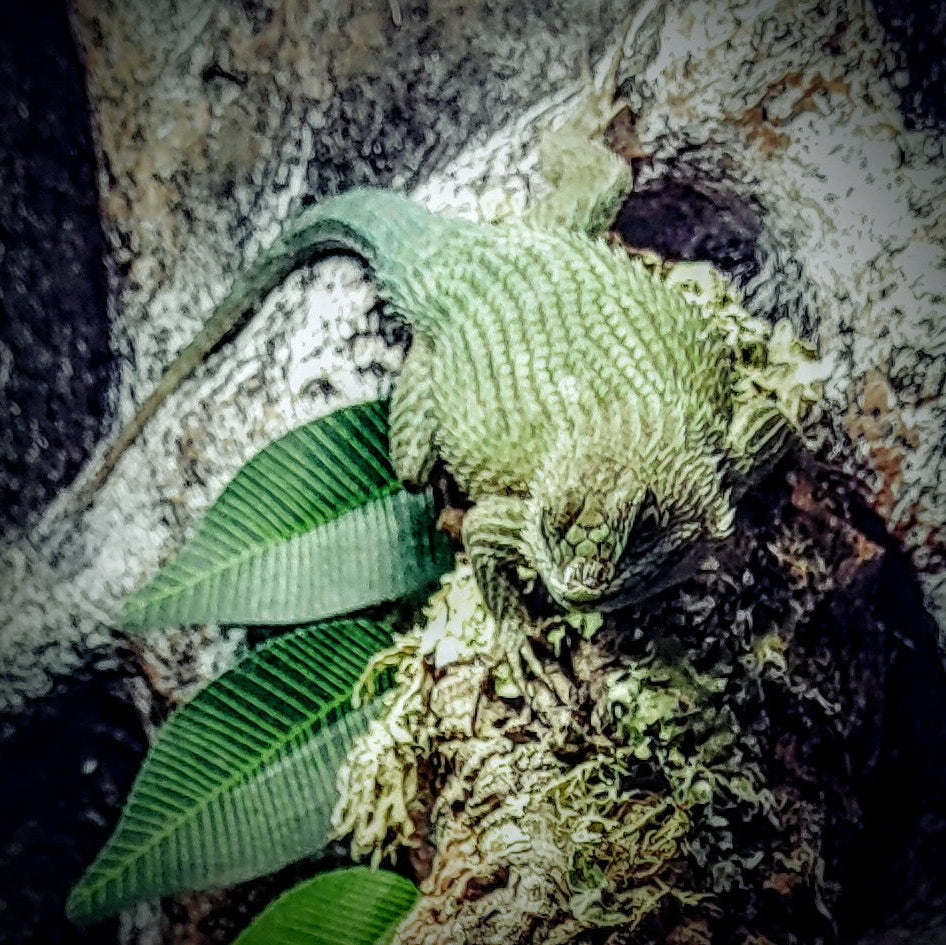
(550, 577, 662, 613)
(557, 585, 606, 607)
(546, 560, 618, 610)
(551, 584, 628, 612)
(545, 543, 709, 613)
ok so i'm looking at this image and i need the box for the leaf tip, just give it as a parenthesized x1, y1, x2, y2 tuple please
(65, 879, 96, 926)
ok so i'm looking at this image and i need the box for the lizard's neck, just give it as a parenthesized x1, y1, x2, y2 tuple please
(528, 406, 731, 543)
(544, 403, 722, 481)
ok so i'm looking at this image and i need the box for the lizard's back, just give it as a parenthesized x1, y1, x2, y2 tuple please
(78, 188, 734, 507)
(386, 223, 734, 499)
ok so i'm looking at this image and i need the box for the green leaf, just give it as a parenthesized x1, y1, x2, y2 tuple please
(122, 400, 453, 628)
(68, 618, 396, 924)
(232, 868, 418, 945)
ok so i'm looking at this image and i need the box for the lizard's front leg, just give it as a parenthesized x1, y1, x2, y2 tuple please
(725, 396, 795, 490)
(390, 337, 438, 487)
(461, 494, 535, 624)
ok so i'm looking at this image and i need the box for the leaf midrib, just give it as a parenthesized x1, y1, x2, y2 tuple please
(124, 482, 405, 619)
(76, 682, 369, 910)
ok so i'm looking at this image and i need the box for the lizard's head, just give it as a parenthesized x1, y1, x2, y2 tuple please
(524, 437, 735, 612)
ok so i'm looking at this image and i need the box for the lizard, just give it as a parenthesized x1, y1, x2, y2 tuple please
(75, 181, 799, 621)
(74, 28, 800, 621)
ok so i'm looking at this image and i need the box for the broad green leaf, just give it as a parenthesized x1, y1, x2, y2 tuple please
(68, 618, 396, 924)
(122, 400, 453, 628)
(232, 867, 418, 945)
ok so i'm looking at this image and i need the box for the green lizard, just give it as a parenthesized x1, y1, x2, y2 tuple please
(78, 154, 798, 619)
(74, 1, 808, 619)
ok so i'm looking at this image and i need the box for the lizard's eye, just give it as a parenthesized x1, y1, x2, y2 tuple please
(540, 506, 578, 542)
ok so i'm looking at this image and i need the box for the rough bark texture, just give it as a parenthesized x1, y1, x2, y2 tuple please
(338, 486, 887, 945)
(1, 0, 944, 942)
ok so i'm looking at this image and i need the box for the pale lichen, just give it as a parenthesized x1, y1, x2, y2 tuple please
(332, 305, 888, 940)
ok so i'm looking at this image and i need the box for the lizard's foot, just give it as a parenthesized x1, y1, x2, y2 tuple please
(461, 495, 535, 626)
(723, 318, 829, 485)
(725, 397, 795, 484)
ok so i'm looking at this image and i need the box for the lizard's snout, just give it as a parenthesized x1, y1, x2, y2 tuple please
(556, 559, 612, 605)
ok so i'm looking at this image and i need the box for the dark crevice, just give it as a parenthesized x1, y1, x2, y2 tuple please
(872, 0, 946, 129)
(0, 662, 148, 945)
(0, 0, 112, 539)
(613, 178, 763, 286)
(835, 495, 946, 939)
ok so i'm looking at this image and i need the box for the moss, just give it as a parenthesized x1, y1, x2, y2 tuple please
(329, 281, 880, 944)
(334, 458, 890, 943)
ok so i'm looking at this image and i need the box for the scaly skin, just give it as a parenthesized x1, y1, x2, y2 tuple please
(80, 184, 796, 618)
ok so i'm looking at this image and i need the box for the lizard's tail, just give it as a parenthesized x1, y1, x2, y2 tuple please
(75, 187, 449, 505)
